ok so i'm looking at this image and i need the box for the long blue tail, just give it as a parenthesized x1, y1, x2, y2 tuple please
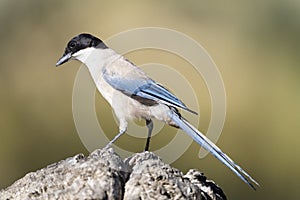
(169, 112, 259, 190)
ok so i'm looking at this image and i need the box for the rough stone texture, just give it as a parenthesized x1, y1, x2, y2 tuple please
(0, 148, 130, 200)
(0, 148, 226, 200)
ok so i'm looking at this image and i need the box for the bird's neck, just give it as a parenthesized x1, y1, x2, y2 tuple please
(75, 48, 121, 83)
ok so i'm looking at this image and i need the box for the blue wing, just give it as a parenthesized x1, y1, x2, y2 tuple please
(103, 73, 197, 114)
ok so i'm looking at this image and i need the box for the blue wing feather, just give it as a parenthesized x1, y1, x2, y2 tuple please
(103, 74, 197, 114)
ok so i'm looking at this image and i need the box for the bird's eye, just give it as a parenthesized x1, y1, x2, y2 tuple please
(69, 41, 77, 49)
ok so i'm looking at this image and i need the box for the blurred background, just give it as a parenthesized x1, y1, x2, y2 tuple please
(0, 0, 299, 199)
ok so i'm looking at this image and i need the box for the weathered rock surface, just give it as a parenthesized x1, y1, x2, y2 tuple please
(0, 148, 226, 200)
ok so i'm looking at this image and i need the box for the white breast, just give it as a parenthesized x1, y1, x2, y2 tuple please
(73, 47, 171, 123)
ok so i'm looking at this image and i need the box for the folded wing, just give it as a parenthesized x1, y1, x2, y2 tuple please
(103, 72, 197, 114)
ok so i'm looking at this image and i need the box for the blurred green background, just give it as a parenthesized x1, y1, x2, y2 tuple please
(0, 0, 299, 199)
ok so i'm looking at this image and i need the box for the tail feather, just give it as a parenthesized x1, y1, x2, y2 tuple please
(169, 112, 259, 190)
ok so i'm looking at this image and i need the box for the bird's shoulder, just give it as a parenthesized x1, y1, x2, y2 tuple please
(104, 56, 149, 80)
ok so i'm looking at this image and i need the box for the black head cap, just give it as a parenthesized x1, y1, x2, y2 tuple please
(56, 33, 107, 66)
(66, 33, 107, 54)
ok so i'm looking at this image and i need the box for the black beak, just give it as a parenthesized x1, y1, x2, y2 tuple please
(56, 53, 72, 67)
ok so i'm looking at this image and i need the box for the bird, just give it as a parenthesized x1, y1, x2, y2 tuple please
(56, 33, 259, 190)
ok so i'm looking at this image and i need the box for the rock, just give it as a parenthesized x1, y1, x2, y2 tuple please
(0, 148, 226, 200)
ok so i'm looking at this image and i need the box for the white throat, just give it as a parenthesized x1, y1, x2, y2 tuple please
(72, 47, 120, 83)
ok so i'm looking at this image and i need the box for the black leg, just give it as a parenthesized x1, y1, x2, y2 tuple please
(145, 119, 153, 151)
